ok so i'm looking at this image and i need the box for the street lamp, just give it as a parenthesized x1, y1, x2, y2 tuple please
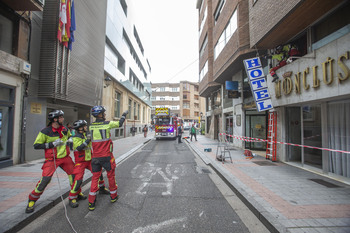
(104, 76, 112, 88)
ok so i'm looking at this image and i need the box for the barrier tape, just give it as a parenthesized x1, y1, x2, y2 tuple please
(219, 133, 350, 154)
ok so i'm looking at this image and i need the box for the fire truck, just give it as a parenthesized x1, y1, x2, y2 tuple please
(154, 107, 182, 140)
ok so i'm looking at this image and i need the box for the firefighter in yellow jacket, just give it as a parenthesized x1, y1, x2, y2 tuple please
(68, 120, 110, 208)
(25, 110, 75, 213)
(88, 106, 128, 211)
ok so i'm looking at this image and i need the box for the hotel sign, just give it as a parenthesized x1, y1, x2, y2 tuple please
(243, 57, 273, 112)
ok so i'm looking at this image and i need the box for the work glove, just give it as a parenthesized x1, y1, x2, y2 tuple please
(52, 139, 64, 147)
(66, 137, 73, 144)
(122, 110, 128, 117)
(119, 110, 129, 126)
(86, 132, 91, 140)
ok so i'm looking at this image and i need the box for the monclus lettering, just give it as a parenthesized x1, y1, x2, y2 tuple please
(303, 67, 310, 90)
(338, 51, 350, 82)
(274, 50, 350, 99)
(312, 65, 320, 88)
(322, 57, 334, 85)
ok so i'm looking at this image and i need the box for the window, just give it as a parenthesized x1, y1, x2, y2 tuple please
(199, 34, 208, 57)
(0, 85, 15, 160)
(214, 0, 225, 23)
(114, 91, 121, 118)
(214, 9, 237, 60)
(137, 104, 140, 121)
(159, 87, 165, 92)
(133, 102, 137, 119)
(128, 99, 132, 119)
(183, 94, 188, 99)
(171, 87, 179, 92)
(183, 103, 190, 108)
(199, 6, 207, 35)
(120, 0, 127, 16)
(0, 14, 14, 54)
(199, 60, 208, 81)
(183, 83, 190, 91)
(143, 106, 145, 122)
(160, 97, 165, 101)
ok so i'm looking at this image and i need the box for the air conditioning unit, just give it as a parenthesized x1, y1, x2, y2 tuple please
(20, 61, 31, 75)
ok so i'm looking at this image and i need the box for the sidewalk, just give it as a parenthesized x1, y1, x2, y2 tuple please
(186, 134, 350, 233)
(0, 132, 153, 233)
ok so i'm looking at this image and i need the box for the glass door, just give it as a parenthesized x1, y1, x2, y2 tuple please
(245, 114, 267, 150)
(302, 105, 322, 168)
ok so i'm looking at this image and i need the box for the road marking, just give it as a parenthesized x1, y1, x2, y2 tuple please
(132, 217, 187, 233)
(132, 163, 180, 196)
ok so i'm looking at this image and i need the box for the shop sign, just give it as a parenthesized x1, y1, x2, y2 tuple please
(243, 57, 273, 112)
(275, 51, 350, 98)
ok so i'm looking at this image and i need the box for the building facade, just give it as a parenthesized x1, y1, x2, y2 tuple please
(0, 0, 152, 166)
(151, 82, 205, 128)
(0, 0, 44, 167)
(248, 0, 350, 180)
(103, 0, 152, 138)
(197, 0, 350, 181)
(196, 0, 263, 149)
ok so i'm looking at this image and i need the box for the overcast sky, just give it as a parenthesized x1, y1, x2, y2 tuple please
(132, 0, 199, 84)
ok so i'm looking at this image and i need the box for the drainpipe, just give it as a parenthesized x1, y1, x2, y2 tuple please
(221, 84, 225, 135)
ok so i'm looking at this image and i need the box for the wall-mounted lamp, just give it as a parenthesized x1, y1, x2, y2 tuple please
(104, 76, 112, 88)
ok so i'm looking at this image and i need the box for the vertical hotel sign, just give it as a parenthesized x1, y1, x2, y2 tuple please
(243, 57, 273, 112)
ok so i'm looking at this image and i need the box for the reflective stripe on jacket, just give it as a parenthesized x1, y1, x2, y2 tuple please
(72, 132, 92, 162)
(89, 120, 120, 157)
(33, 125, 71, 159)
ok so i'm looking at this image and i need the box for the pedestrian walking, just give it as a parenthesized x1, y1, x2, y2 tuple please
(88, 106, 128, 211)
(143, 124, 148, 137)
(68, 120, 109, 208)
(178, 124, 183, 143)
(25, 110, 75, 213)
(190, 124, 197, 141)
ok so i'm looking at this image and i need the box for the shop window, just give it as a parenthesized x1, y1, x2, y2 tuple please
(0, 86, 15, 160)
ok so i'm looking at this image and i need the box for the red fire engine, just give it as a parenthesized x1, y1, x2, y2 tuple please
(154, 107, 182, 140)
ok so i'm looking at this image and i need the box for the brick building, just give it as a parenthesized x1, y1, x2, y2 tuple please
(151, 81, 205, 129)
(197, 0, 350, 180)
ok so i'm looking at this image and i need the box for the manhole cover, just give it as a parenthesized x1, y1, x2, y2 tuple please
(252, 161, 277, 166)
(309, 179, 342, 188)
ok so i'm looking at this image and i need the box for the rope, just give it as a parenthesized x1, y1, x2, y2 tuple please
(53, 148, 78, 233)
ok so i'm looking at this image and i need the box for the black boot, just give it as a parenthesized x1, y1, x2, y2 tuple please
(69, 199, 79, 208)
(25, 200, 36, 213)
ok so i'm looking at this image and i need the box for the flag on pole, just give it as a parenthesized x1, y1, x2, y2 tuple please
(68, 0, 76, 51)
(57, 0, 76, 50)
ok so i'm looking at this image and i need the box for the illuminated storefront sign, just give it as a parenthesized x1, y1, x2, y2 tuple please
(243, 57, 273, 112)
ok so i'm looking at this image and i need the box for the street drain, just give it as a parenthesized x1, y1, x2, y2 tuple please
(252, 161, 277, 166)
(309, 179, 342, 188)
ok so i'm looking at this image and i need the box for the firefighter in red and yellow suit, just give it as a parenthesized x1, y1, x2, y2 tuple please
(68, 120, 110, 208)
(25, 110, 75, 213)
(88, 106, 128, 211)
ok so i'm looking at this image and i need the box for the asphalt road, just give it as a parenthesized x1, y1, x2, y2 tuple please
(18, 139, 269, 233)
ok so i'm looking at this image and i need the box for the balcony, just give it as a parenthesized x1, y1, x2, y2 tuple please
(3, 0, 44, 11)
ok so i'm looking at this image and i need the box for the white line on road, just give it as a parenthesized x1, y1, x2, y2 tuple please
(131, 217, 187, 233)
